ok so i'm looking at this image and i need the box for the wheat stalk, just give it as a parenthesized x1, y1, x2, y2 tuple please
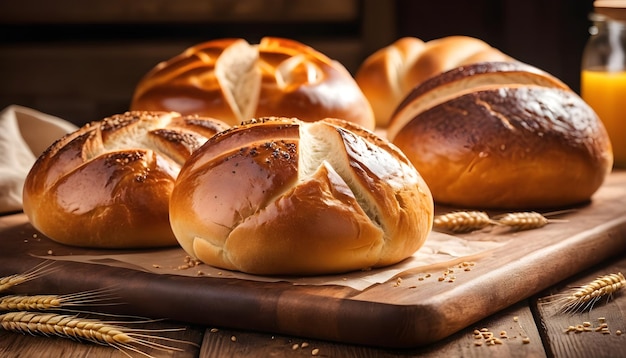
(433, 211, 495, 233)
(546, 272, 626, 314)
(493, 209, 572, 231)
(0, 261, 56, 293)
(0, 288, 118, 312)
(494, 212, 550, 230)
(0, 311, 195, 358)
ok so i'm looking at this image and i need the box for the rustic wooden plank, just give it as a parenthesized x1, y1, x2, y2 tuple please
(533, 255, 626, 358)
(197, 300, 545, 357)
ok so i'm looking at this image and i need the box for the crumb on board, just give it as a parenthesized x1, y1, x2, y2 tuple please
(393, 277, 403, 287)
(563, 317, 621, 335)
(473, 326, 528, 346)
(176, 255, 203, 270)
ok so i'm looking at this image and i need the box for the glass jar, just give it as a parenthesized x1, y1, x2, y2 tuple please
(581, 4, 626, 169)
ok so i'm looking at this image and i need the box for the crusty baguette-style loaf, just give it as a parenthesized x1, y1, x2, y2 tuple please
(388, 62, 613, 209)
(356, 36, 513, 127)
(131, 37, 375, 130)
(22, 111, 229, 248)
(169, 117, 433, 275)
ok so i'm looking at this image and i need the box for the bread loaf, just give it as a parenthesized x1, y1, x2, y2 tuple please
(356, 36, 513, 127)
(131, 37, 375, 130)
(388, 62, 613, 209)
(22, 111, 229, 248)
(169, 117, 433, 275)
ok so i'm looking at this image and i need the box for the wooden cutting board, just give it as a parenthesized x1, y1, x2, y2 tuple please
(1, 171, 625, 349)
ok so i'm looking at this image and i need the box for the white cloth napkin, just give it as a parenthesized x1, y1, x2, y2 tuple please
(0, 105, 78, 214)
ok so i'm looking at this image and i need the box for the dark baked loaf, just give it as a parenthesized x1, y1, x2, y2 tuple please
(388, 62, 613, 209)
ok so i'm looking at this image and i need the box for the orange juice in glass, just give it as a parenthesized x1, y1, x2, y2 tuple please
(581, 4, 626, 169)
(581, 69, 626, 168)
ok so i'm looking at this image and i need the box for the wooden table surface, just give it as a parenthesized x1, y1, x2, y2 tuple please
(1, 254, 625, 358)
(1, 172, 625, 357)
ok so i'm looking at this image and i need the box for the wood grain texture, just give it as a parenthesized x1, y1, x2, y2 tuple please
(196, 299, 545, 357)
(0, 172, 624, 350)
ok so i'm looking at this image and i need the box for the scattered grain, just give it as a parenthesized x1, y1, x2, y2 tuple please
(311, 348, 320, 356)
(393, 277, 403, 287)
(230, 335, 237, 342)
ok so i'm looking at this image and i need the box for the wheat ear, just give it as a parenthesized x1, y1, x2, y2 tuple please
(433, 211, 495, 233)
(0, 311, 195, 358)
(0, 261, 56, 293)
(547, 272, 626, 314)
(0, 287, 119, 312)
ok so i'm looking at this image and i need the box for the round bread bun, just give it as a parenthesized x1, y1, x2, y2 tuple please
(388, 62, 613, 209)
(130, 37, 375, 130)
(169, 117, 433, 275)
(22, 111, 229, 249)
(355, 36, 513, 127)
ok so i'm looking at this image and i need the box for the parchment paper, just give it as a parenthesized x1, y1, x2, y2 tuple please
(37, 230, 508, 291)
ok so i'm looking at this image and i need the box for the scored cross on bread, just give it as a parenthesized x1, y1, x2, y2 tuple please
(169, 117, 433, 276)
(22, 111, 229, 249)
(131, 37, 375, 130)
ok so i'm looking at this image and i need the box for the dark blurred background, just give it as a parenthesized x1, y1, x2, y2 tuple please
(0, 0, 594, 126)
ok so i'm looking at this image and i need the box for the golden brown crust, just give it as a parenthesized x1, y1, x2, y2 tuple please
(355, 36, 514, 127)
(169, 117, 433, 275)
(22, 111, 229, 248)
(390, 63, 613, 209)
(131, 37, 375, 130)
